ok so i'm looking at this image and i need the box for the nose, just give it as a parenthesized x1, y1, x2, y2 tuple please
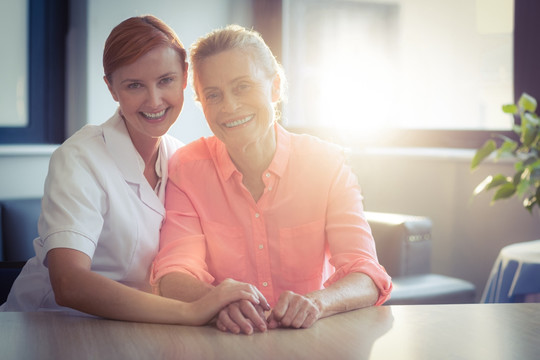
(146, 86, 163, 108)
(222, 92, 239, 113)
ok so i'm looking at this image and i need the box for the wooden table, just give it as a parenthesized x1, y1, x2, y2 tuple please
(1, 303, 538, 359)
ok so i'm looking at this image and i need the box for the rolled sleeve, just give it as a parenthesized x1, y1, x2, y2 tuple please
(41, 230, 97, 264)
(324, 154, 393, 305)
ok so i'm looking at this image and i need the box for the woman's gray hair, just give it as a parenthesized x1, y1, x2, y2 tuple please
(189, 24, 286, 103)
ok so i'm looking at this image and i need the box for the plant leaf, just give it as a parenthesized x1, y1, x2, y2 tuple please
(496, 138, 517, 158)
(514, 169, 525, 185)
(517, 177, 531, 197)
(471, 139, 497, 169)
(521, 122, 537, 147)
(487, 174, 512, 190)
(492, 182, 516, 202)
(519, 93, 537, 113)
(473, 174, 510, 195)
(502, 103, 518, 114)
(524, 111, 540, 126)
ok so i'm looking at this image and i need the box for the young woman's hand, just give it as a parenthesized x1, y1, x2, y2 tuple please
(188, 279, 269, 326)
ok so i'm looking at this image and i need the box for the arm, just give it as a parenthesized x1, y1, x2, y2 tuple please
(48, 248, 267, 325)
(158, 271, 214, 301)
(268, 150, 390, 329)
(267, 272, 378, 329)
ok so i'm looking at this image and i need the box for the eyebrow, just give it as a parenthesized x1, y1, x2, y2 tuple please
(201, 76, 251, 92)
(120, 72, 179, 84)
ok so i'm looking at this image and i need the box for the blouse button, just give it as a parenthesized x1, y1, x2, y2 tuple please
(258, 244, 264, 250)
(265, 173, 271, 178)
(262, 282, 268, 287)
(255, 213, 260, 218)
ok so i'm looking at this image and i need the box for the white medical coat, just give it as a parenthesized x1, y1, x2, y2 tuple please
(1, 111, 182, 312)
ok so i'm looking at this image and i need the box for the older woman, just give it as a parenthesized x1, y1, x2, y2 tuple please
(152, 25, 392, 334)
(1, 17, 267, 324)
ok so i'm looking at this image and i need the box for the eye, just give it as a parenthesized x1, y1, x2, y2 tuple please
(160, 77, 174, 85)
(237, 82, 251, 92)
(127, 82, 142, 89)
(204, 91, 221, 104)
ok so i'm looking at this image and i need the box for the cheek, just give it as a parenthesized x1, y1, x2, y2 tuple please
(201, 104, 214, 121)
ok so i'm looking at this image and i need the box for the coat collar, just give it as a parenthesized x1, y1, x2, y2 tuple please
(102, 110, 165, 216)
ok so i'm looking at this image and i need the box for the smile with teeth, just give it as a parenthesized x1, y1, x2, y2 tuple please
(141, 108, 167, 119)
(224, 115, 254, 128)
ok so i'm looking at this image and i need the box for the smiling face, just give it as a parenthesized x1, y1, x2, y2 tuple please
(105, 45, 187, 146)
(194, 49, 280, 152)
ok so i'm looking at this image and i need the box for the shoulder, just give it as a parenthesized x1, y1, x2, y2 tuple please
(289, 130, 346, 160)
(170, 137, 215, 164)
(161, 134, 184, 159)
(168, 137, 217, 178)
(52, 124, 106, 163)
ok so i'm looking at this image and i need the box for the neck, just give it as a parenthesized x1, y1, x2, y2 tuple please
(227, 126, 277, 202)
(228, 127, 276, 177)
(126, 126, 162, 189)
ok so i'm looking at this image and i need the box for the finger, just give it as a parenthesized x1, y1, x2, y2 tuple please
(238, 300, 267, 333)
(216, 318, 228, 332)
(291, 301, 320, 329)
(271, 292, 292, 321)
(252, 286, 270, 311)
(278, 297, 302, 327)
(300, 311, 318, 329)
(266, 311, 280, 329)
(238, 284, 270, 311)
(217, 305, 242, 334)
(228, 301, 257, 335)
(290, 308, 310, 329)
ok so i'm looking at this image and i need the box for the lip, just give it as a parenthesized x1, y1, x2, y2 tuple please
(223, 114, 254, 128)
(140, 108, 168, 123)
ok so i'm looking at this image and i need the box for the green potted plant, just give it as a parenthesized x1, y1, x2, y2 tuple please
(471, 93, 540, 212)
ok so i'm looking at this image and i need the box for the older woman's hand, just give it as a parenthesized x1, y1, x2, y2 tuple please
(267, 291, 322, 329)
(216, 299, 269, 335)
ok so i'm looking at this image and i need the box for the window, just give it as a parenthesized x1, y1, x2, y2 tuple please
(282, 0, 522, 148)
(0, 0, 68, 144)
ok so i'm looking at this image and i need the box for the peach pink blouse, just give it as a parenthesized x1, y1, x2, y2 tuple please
(151, 125, 392, 306)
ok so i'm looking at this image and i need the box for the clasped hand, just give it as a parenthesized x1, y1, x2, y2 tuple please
(216, 290, 321, 335)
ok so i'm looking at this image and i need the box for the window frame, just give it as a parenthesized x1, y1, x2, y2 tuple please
(0, 0, 68, 144)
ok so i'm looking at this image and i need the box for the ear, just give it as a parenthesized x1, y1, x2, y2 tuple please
(104, 76, 119, 102)
(271, 73, 281, 103)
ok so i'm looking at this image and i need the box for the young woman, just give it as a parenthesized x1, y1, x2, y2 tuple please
(0, 16, 268, 325)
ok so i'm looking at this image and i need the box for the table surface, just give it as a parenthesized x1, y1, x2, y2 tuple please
(1, 303, 539, 360)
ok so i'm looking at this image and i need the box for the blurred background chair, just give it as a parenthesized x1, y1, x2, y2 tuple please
(366, 211, 476, 305)
(0, 198, 40, 304)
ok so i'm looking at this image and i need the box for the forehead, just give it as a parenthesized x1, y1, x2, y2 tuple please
(113, 46, 183, 81)
(196, 49, 265, 88)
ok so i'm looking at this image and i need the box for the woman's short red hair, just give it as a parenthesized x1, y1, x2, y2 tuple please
(103, 15, 187, 83)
